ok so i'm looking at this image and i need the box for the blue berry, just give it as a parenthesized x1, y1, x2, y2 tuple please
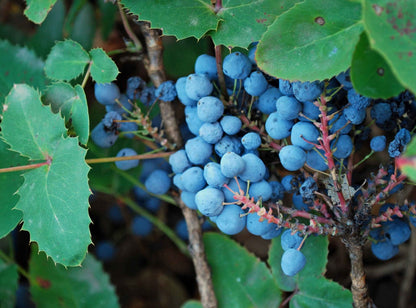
(300, 100, 320, 121)
(204, 162, 230, 188)
(105, 94, 133, 115)
(195, 54, 217, 80)
(216, 204, 246, 235)
(94, 82, 120, 105)
(185, 73, 213, 101)
(335, 69, 353, 89)
(220, 152, 246, 178)
(279, 145, 306, 171)
(215, 135, 243, 157)
(103, 111, 122, 129)
(241, 132, 261, 150)
(222, 178, 247, 202)
(329, 113, 352, 135)
(119, 121, 138, 139)
(126, 76, 146, 100)
(332, 134, 353, 159)
(246, 213, 275, 236)
(115, 148, 139, 170)
(261, 226, 283, 240)
(290, 121, 319, 150)
(197, 96, 224, 123)
(239, 153, 266, 182)
(244, 71, 268, 96)
(107, 205, 123, 223)
(91, 122, 118, 148)
(169, 149, 191, 174)
(185, 136, 212, 165)
(269, 181, 285, 201)
(299, 177, 317, 201)
(181, 166, 206, 193)
(144, 197, 161, 212)
(292, 81, 324, 103)
(258, 87, 282, 114)
(139, 86, 156, 106)
(155, 80, 177, 101)
(279, 79, 293, 96)
(281, 229, 303, 251)
(276, 96, 302, 120)
(281, 249, 306, 276)
(370, 136, 386, 152)
(371, 102, 392, 126)
(222, 52, 252, 80)
(382, 219, 411, 245)
(176, 77, 197, 106)
(199, 122, 223, 144)
(265, 112, 293, 140)
(95, 241, 115, 262)
(175, 219, 189, 240)
(131, 216, 153, 236)
(181, 191, 198, 210)
(185, 105, 204, 135)
(195, 187, 225, 217)
(220, 115, 242, 135)
(347, 89, 371, 109)
(248, 43, 258, 65)
(371, 238, 399, 260)
(306, 149, 328, 171)
(343, 106, 366, 125)
(281, 175, 298, 193)
(248, 180, 272, 202)
(292, 193, 310, 211)
(145, 169, 171, 195)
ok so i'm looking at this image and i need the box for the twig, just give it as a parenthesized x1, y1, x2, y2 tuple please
(177, 198, 218, 308)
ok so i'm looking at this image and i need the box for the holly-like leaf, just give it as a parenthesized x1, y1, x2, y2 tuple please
(0, 40, 46, 103)
(181, 300, 203, 308)
(0, 258, 19, 308)
(98, 0, 118, 40)
(30, 247, 119, 307)
(256, 0, 364, 81)
(351, 31, 405, 99)
(44, 40, 90, 81)
(268, 234, 352, 306)
(0, 139, 25, 239)
(24, 0, 57, 24)
(363, 0, 416, 94)
(90, 48, 119, 83)
(120, 0, 219, 40)
(209, 0, 302, 48)
(397, 137, 416, 182)
(1, 84, 91, 266)
(204, 232, 281, 307)
(42, 82, 90, 145)
(69, 2, 96, 51)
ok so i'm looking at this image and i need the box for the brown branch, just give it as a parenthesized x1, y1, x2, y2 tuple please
(139, 22, 182, 148)
(177, 198, 218, 308)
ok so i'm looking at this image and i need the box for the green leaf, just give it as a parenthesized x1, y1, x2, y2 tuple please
(0, 139, 25, 239)
(209, 0, 302, 48)
(0, 258, 19, 308)
(291, 277, 353, 308)
(44, 40, 90, 81)
(256, 0, 364, 81)
(98, 1, 118, 40)
(24, 0, 58, 24)
(30, 247, 119, 308)
(351, 31, 404, 99)
(1, 84, 91, 266)
(121, 0, 219, 40)
(29, 0, 65, 58)
(363, 0, 416, 94)
(69, 2, 96, 51)
(0, 40, 46, 103)
(397, 137, 416, 182)
(90, 48, 120, 83)
(181, 300, 203, 308)
(204, 232, 281, 307)
(42, 82, 90, 145)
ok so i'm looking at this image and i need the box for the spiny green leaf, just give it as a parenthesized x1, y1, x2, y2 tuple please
(351, 31, 405, 99)
(24, 0, 57, 24)
(397, 137, 416, 182)
(0, 40, 46, 103)
(30, 247, 120, 308)
(363, 0, 416, 94)
(204, 232, 282, 307)
(98, 0, 118, 40)
(0, 139, 25, 239)
(121, 0, 219, 40)
(42, 82, 90, 145)
(69, 2, 96, 51)
(1, 84, 91, 266)
(0, 258, 19, 308)
(256, 0, 364, 81)
(210, 0, 302, 48)
(44, 40, 90, 81)
(90, 48, 120, 83)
